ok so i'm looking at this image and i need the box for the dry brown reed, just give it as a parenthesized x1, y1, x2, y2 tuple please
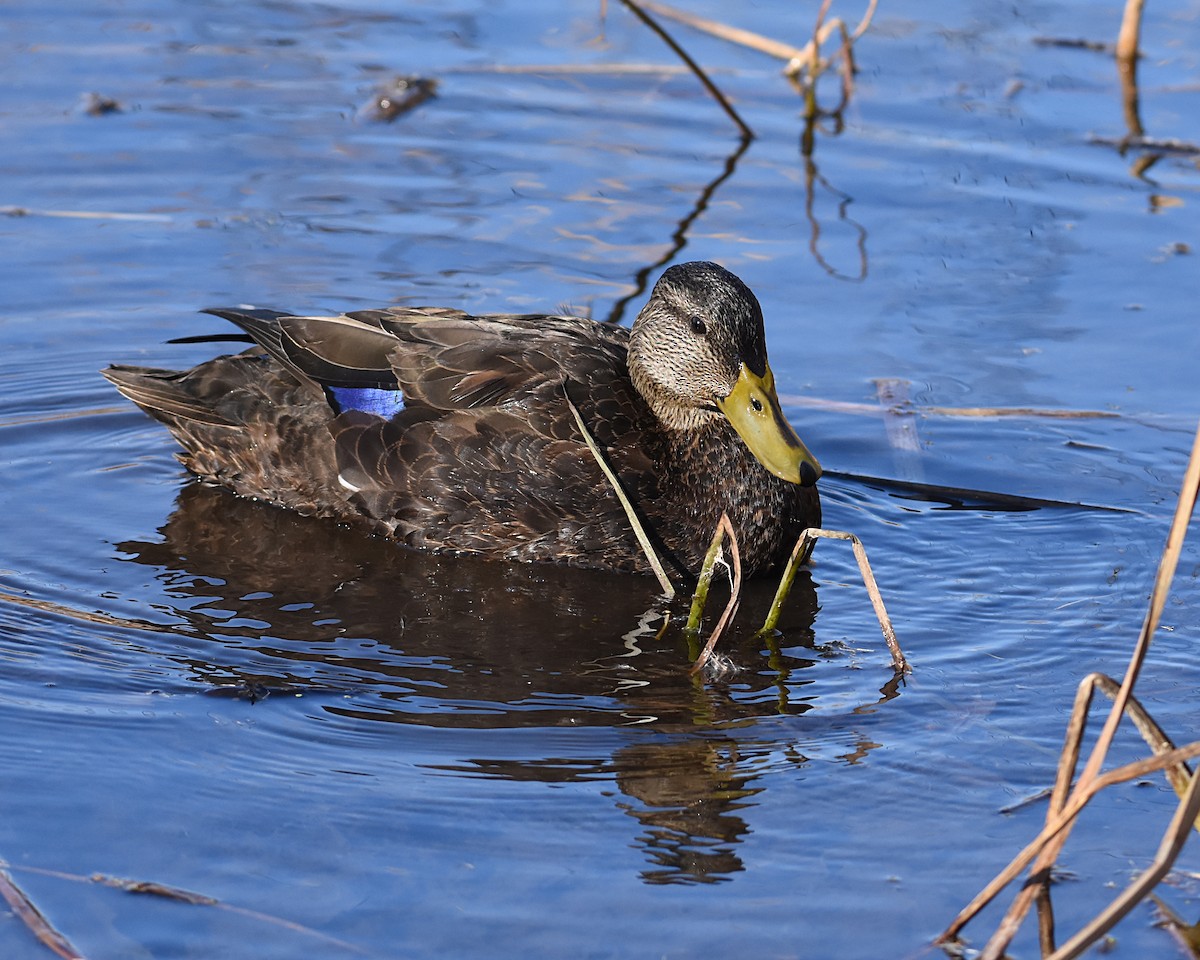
(565, 390, 676, 597)
(938, 419, 1200, 958)
(763, 528, 906, 673)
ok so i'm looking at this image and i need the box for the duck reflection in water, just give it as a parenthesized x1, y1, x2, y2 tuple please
(112, 479, 898, 883)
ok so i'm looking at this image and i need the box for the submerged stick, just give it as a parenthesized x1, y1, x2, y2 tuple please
(0, 869, 85, 960)
(761, 528, 908, 674)
(4, 863, 370, 956)
(564, 390, 675, 596)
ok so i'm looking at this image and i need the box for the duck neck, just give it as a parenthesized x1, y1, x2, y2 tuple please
(628, 357, 713, 434)
(655, 417, 807, 577)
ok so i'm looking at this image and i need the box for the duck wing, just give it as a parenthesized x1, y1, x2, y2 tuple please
(110, 306, 671, 571)
(305, 308, 667, 569)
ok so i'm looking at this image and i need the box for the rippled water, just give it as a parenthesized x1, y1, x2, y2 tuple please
(3, 1, 1200, 957)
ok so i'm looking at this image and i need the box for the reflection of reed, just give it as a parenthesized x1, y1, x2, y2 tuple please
(604, 0, 876, 319)
(801, 114, 868, 282)
(604, 136, 750, 324)
(1044, 0, 1200, 180)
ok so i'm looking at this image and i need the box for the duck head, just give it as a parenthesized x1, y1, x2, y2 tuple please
(628, 261, 822, 487)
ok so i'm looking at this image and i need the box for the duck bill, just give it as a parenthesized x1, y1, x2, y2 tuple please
(716, 363, 822, 487)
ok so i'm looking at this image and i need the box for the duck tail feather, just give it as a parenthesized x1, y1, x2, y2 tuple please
(101, 365, 240, 428)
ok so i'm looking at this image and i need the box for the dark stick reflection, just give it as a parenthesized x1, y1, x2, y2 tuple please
(604, 134, 751, 325)
(800, 110, 868, 282)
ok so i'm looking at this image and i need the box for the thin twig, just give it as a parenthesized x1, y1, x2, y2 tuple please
(761, 528, 907, 674)
(942, 419, 1200, 957)
(847, 532, 907, 673)
(689, 513, 742, 674)
(564, 388, 675, 596)
(450, 62, 697, 75)
(639, 0, 806, 61)
(617, 0, 753, 139)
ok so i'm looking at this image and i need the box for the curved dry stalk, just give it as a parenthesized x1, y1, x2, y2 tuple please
(940, 420, 1200, 956)
(761, 528, 907, 674)
(688, 513, 742, 675)
(849, 0, 878, 42)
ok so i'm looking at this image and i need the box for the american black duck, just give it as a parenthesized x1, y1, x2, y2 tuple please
(104, 261, 821, 578)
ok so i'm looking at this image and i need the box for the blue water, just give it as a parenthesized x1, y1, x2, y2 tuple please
(2, 1, 1200, 957)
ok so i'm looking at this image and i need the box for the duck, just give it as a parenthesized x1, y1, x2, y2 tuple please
(104, 261, 821, 579)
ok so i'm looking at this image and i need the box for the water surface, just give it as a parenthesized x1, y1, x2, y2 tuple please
(2, 1, 1200, 957)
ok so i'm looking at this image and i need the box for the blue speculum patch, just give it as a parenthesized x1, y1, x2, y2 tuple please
(326, 386, 406, 418)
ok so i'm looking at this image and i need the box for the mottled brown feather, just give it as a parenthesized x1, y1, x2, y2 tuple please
(103, 262, 821, 578)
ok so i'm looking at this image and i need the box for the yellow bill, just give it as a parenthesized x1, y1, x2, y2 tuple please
(716, 363, 822, 487)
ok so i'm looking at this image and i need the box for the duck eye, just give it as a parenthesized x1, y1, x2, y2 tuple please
(688, 315, 707, 336)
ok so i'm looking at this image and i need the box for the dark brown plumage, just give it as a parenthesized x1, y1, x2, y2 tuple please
(104, 261, 821, 578)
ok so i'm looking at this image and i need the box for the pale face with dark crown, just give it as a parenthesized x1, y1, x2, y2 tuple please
(628, 261, 762, 429)
(628, 261, 822, 488)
